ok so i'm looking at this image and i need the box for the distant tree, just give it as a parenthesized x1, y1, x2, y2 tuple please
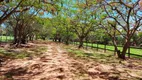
(71, 0, 98, 48)
(7, 11, 39, 45)
(132, 31, 142, 46)
(60, 17, 76, 45)
(38, 18, 53, 40)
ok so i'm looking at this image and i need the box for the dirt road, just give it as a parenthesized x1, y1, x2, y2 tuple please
(0, 42, 96, 80)
(1, 42, 142, 80)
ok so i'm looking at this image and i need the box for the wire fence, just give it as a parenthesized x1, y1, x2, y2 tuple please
(0, 36, 14, 43)
(71, 41, 142, 58)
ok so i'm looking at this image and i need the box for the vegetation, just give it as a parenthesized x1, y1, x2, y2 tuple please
(65, 44, 142, 79)
(0, 0, 141, 60)
(0, 0, 142, 79)
(0, 45, 47, 59)
(84, 43, 142, 56)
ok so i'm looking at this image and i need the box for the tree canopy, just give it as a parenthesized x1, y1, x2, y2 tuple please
(0, 0, 142, 59)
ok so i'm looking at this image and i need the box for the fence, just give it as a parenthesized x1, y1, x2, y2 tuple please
(0, 36, 14, 44)
(72, 41, 142, 58)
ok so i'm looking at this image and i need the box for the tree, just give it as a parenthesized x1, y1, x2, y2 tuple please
(0, 0, 31, 24)
(71, 0, 98, 48)
(7, 11, 39, 45)
(60, 17, 75, 45)
(132, 31, 142, 46)
(2, 0, 61, 46)
(101, 0, 142, 59)
(37, 18, 53, 40)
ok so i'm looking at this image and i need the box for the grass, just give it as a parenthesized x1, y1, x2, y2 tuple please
(66, 46, 120, 64)
(65, 45, 142, 80)
(66, 45, 142, 64)
(86, 43, 142, 56)
(68, 48, 86, 57)
(0, 36, 14, 42)
(73, 42, 142, 57)
(0, 46, 47, 59)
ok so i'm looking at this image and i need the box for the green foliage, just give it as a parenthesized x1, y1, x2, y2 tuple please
(68, 49, 85, 57)
(0, 0, 141, 59)
(67, 47, 114, 61)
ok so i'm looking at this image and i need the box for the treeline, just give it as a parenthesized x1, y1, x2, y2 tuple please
(0, 0, 142, 60)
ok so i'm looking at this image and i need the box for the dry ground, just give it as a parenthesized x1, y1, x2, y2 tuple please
(0, 41, 142, 80)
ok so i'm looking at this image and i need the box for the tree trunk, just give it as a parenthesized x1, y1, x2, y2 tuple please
(13, 23, 18, 44)
(41, 36, 46, 40)
(65, 37, 70, 45)
(111, 36, 122, 59)
(54, 35, 57, 42)
(13, 30, 18, 44)
(65, 40, 69, 45)
(54, 38, 57, 42)
(113, 43, 121, 58)
(78, 38, 84, 48)
(29, 34, 33, 41)
(116, 50, 121, 58)
(21, 39, 26, 44)
(21, 35, 27, 44)
(120, 40, 130, 59)
(35, 35, 38, 40)
(58, 38, 61, 42)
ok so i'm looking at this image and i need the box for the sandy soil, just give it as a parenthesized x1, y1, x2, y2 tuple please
(0, 42, 142, 80)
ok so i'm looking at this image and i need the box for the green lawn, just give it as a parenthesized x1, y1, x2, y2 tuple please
(74, 42, 142, 56)
(0, 36, 14, 42)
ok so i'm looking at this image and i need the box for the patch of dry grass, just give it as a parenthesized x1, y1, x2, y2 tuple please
(64, 44, 142, 80)
(0, 44, 47, 59)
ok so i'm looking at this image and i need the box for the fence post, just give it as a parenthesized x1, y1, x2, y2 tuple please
(114, 47, 116, 56)
(1, 35, 2, 42)
(0, 31, 2, 44)
(97, 42, 98, 51)
(104, 44, 106, 53)
(73, 40, 74, 45)
(6, 35, 7, 42)
(10, 35, 12, 42)
(91, 42, 93, 48)
(86, 41, 88, 49)
(0, 35, 1, 44)
(1, 34, 3, 42)
(128, 47, 130, 58)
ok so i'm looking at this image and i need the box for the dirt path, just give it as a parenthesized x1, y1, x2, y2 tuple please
(0, 42, 93, 80)
(1, 42, 142, 80)
(29, 43, 77, 80)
